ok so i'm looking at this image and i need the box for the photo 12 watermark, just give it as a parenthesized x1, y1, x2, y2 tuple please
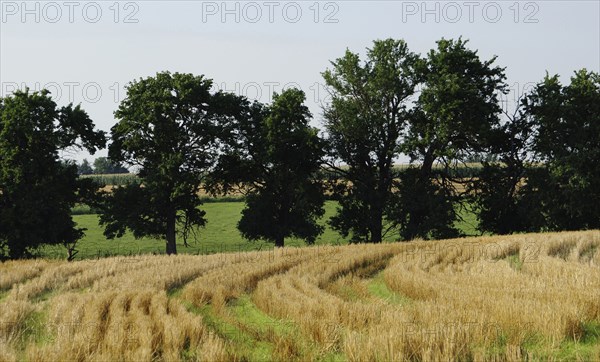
(399, 240, 541, 265)
(1, 81, 127, 104)
(1, 1, 140, 24)
(499, 81, 538, 113)
(1, 80, 332, 106)
(400, 1, 540, 24)
(200, 1, 340, 24)
(215, 80, 332, 105)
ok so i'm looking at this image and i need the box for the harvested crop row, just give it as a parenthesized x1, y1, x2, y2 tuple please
(26, 289, 227, 361)
(0, 231, 598, 361)
(360, 231, 600, 360)
(182, 247, 319, 306)
(252, 244, 406, 350)
(0, 260, 53, 292)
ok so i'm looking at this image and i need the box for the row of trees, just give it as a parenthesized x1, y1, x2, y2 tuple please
(99, 75, 325, 253)
(475, 70, 600, 234)
(1, 37, 598, 259)
(323, 38, 507, 242)
(77, 157, 129, 175)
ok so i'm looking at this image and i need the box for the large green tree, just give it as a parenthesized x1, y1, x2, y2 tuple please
(0, 89, 105, 259)
(473, 69, 600, 234)
(323, 37, 506, 242)
(322, 39, 420, 243)
(397, 38, 508, 240)
(524, 70, 600, 231)
(470, 101, 538, 235)
(100, 72, 242, 255)
(210, 89, 325, 247)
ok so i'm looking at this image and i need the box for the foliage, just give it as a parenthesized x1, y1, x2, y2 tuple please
(470, 99, 538, 234)
(474, 69, 600, 234)
(100, 71, 243, 254)
(92, 156, 129, 174)
(524, 69, 600, 230)
(211, 89, 325, 247)
(323, 37, 507, 242)
(323, 38, 420, 243)
(398, 37, 508, 240)
(78, 159, 93, 175)
(0, 89, 105, 260)
(3, 40, 599, 259)
(390, 168, 461, 240)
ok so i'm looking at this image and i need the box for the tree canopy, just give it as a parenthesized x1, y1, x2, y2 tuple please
(323, 38, 420, 243)
(100, 72, 244, 255)
(0, 89, 105, 259)
(211, 89, 325, 247)
(474, 69, 600, 234)
(396, 37, 508, 240)
(2, 39, 599, 261)
(323, 38, 507, 242)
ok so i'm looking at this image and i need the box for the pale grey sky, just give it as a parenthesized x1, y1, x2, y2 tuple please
(1, 0, 599, 161)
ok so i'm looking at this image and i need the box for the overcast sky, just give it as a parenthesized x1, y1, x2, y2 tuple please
(1, 0, 599, 161)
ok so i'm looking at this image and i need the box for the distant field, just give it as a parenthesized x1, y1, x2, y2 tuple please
(44, 202, 352, 260)
(82, 164, 484, 184)
(63, 170, 482, 261)
(80, 173, 139, 186)
(1, 231, 599, 361)
(42, 201, 480, 261)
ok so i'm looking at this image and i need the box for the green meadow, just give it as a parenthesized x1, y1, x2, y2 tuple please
(40, 201, 480, 261)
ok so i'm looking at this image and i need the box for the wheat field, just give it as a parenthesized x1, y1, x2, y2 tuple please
(1, 231, 599, 361)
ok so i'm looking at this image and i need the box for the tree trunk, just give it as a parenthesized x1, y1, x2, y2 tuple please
(370, 206, 383, 243)
(8, 240, 26, 260)
(274, 235, 284, 248)
(405, 147, 437, 241)
(275, 196, 288, 248)
(421, 148, 435, 180)
(166, 213, 177, 255)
